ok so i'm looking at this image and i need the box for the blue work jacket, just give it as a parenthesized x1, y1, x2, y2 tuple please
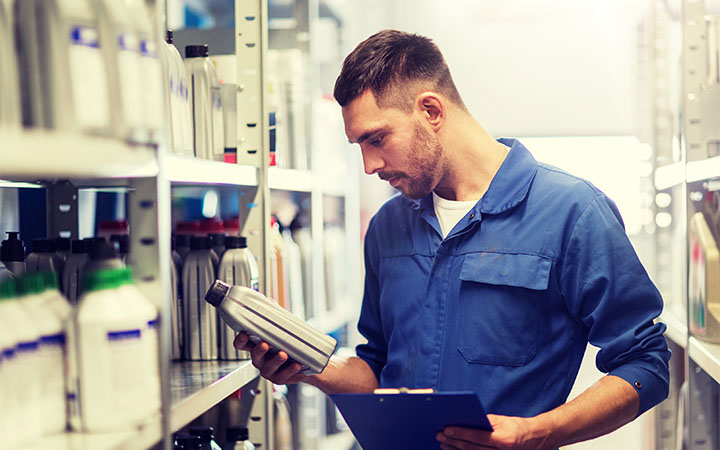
(357, 138, 670, 418)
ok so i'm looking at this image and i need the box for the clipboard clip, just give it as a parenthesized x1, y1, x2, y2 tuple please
(373, 387, 435, 394)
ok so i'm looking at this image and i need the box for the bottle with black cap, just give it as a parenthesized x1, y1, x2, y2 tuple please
(217, 236, 258, 360)
(209, 233, 225, 261)
(182, 236, 218, 360)
(62, 239, 90, 304)
(174, 433, 202, 449)
(225, 426, 255, 450)
(185, 43, 223, 161)
(189, 426, 222, 450)
(175, 234, 191, 261)
(26, 238, 63, 274)
(0, 232, 26, 276)
(84, 239, 125, 274)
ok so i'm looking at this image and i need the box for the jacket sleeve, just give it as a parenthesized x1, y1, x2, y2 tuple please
(559, 195, 671, 417)
(355, 216, 386, 383)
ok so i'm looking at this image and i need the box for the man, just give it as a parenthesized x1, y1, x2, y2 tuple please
(235, 29, 670, 449)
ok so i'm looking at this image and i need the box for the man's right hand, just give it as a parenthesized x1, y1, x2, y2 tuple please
(233, 332, 308, 385)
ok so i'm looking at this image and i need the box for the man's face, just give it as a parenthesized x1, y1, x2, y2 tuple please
(342, 90, 444, 199)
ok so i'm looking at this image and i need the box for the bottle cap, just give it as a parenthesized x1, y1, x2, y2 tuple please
(0, 278, 18, 300)
(189, 426, 215, 442)
(32, 238, 55, 253)
(82, 268, 123, 292)
(189, 236, 212, 251)
(165, 29, 174, 44)
(204, 280, 229, 307)
(175, 433, 202, 449)
(226, 426, 250, 442)
(185, 44, 209, 58)
(54, 237, 71, 252)
(224, 236, 247, 249)
(18, 272, 45, 295)
(209, 233, 225, 248)
(175, 234, 190, 247)
(89, 241, 118, 261)
(110, 234, 130, 255)
(1, 232, 25, 262)
(71, 239, 88, 254)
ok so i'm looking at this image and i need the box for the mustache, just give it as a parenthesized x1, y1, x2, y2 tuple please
(378, 171, 406, 181)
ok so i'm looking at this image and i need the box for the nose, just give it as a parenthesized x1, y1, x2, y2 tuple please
(361, 146, 384, 175)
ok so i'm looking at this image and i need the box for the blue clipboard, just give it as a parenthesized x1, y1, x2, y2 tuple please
(330, 391, 492, 450)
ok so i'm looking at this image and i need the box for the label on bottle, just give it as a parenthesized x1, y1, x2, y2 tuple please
(69, 26, 110, 130)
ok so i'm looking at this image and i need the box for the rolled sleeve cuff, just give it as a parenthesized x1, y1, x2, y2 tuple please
(356, 344, 384, 383)
(609, 365, 669, 418)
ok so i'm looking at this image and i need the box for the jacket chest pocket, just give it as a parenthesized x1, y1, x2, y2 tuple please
(457, 252, 552, 366)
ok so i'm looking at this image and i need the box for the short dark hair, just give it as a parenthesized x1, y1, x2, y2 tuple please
(333, 29, 465, 111)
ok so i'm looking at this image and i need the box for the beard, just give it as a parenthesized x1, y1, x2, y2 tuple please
(379, 122, 443, 199)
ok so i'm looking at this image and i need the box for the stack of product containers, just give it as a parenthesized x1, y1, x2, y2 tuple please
(0, 0, 21, 128)
(172, 218, 262, 361)
(162, 29, 193, 156)
(12, 0, 163, 142)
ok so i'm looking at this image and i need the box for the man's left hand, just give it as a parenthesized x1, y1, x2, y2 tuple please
(436, 414, 555, 450)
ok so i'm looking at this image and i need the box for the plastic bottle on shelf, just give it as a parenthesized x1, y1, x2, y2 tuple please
(163, 29, 193, 156)
(15, 0, 111, 134)
(225, 427, 255, 450)
(62, 239, 89, 304)
(94, 0, 145, 142)
(185, 44, 224, 161)
(116, 267, 161, 415)
(269, 217, 288, 309)
(189, 426, 222, 450)
(0, 280, 22, 448)
(170, 244, 183, 360)
(290, 218, 313, 318)
(0, 232, 25, 277)
(41, 271, 72, 321)
(17, 272, 66, 435)
(182, 236, 219, 360)
(26, 239, 63, 275)
(70, 268, 158, 431)
(83, 239, 125, 274)
(209, 233, 226, 261)
(217, 236, 258, 360)
(323, 225, 348, 312)
(282, 228, 305, 320)
(127, 0, 163, 143)
(110, 233, 130, 264)
(0, 278, 43, 440)
(0, 0, 21, 128)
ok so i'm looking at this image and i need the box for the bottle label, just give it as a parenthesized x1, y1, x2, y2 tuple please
(69, 26, 110, 130)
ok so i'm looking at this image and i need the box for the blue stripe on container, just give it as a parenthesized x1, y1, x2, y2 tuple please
(17, 341, 39, 352)
(107, 329, 142, 341)
(41, 333, 66, 345)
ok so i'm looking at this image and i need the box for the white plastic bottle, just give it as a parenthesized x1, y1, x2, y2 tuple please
(15, 0, 111, 134)
(0, 278, 43, 441)
(0, 280, 21, 448)
(18, 272, 67, 435)
(95, 0, 145, 142)
(71, 268, 158, 431)
(116, 267, 161, 416)
(127, 0, 163, 142)
(185, 44, 223, 160)
(0, 0, 21, 128)
(217, 236, 258, 360)
(282, 229, 305, 320)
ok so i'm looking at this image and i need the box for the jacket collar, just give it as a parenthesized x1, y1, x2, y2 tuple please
(405, 138, 538, 215)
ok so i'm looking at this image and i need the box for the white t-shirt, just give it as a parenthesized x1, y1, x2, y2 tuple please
(432, 192, 480, 238)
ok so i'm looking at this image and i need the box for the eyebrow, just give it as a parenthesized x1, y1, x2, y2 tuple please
(349, 127, 385, 145)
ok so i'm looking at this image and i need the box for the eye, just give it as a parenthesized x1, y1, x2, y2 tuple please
(370, 135, 384, 146)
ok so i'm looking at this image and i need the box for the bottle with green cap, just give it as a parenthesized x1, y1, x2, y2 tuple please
(71, 267, 159, 431)
(17, 272, 67, 435)
(40, 271, 71, 321)
(0, 277, 42, 440)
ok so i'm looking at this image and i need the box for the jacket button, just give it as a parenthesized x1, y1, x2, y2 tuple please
(634, 381, 642, 389)
(469, 213, 475, 219)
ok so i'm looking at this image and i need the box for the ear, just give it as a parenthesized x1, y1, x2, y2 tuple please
(416, 92, 444, 131)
